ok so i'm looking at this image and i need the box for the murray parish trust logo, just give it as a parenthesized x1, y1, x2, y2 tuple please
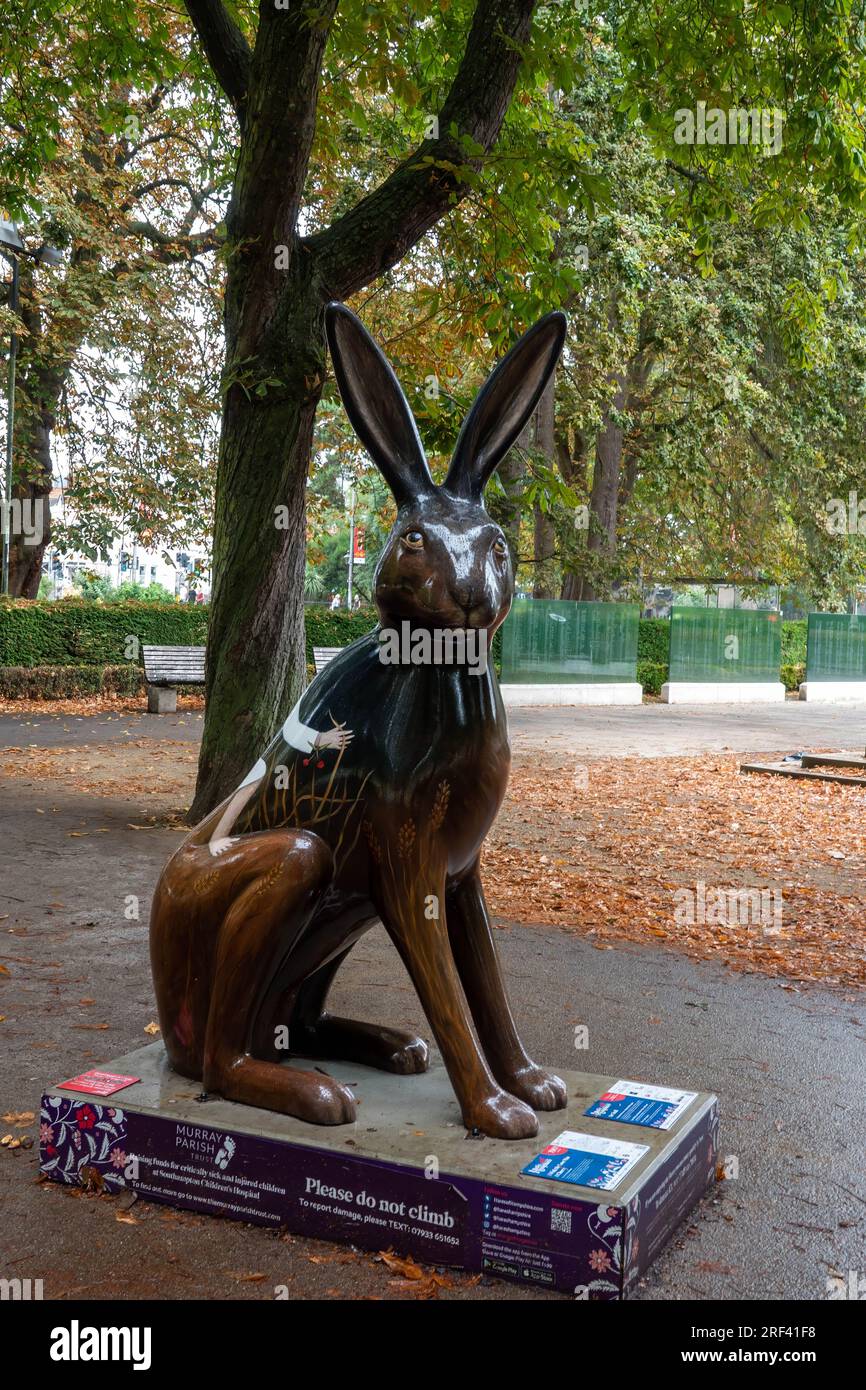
(174, 1123, 236, 1169)
(378, 621, 488, 675)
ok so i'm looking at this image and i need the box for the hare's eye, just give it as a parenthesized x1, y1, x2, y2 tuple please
(402, 530, 424, 550)
(492, 536, 507, 558)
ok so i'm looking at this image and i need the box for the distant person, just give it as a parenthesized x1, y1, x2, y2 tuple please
(329, 592, 341, 610)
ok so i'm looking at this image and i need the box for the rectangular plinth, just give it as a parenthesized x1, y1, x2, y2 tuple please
(39, 1046, 718, 1299)
(798, 680, 866, 703)
(501, 682, 644, 707)
(660, 681, 785, 704)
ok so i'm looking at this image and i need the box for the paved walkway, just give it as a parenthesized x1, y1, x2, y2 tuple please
(508, 699, 866, 758)
(2, 698, 865, 758)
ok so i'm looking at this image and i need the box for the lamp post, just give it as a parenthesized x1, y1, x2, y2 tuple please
(0, 219, 63, 595)
(346, 486, 355, 609)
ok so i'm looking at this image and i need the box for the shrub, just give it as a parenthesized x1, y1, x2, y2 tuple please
(637, 618, 670, 665)
(781, 619, 806, 666)
(637, 660, 668, 696)
(781, 661, 805, 692)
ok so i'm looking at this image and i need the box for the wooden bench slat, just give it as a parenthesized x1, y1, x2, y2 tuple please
(313, 646, 344, 674)
(143, 644, 206, 686)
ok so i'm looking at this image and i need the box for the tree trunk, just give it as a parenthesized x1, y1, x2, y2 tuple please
(580, 369, 627, 601)
(7, 401, 55, 597)
(532, 375, 556, 598)
(489, 423, 528, 575)
(185, 0, 538, 817)
(189, 271, 326, 821)
(4, 256, 61, 597)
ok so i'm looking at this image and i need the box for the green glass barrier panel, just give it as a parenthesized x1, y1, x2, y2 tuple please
(500, 600, 639, 684)
(806, 613, 866, 681)
(668, 607, 781, 682)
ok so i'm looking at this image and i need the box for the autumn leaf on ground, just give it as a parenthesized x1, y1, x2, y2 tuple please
(144, 1021, 160, 1036)
(79, 1166, 104, 1192)
(407, 1272, 455, 1299)
(377, 1249, 425, 1280)
(2, 1111, 35, 1126)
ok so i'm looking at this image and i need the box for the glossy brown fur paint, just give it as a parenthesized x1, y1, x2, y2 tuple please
(149, 303, 568, 1138)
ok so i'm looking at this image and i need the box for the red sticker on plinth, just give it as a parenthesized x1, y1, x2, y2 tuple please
(57, 1070, 140, 1096)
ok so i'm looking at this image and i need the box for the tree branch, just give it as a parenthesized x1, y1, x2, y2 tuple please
(308, 0, 538, 300)
(124, 220, 225, 260)
(184, 0, 252, 123)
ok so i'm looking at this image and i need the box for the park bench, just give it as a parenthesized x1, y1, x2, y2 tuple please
(313, 646, 344, 675)
(143, 644, 206, 714)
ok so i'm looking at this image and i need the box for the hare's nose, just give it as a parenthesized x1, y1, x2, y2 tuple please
(453, 584, 473, 610)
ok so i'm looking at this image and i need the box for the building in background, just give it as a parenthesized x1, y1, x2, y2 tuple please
(41, 487, 211, 600)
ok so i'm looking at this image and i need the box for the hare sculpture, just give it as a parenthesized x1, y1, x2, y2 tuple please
(149, 303, 568, 1139)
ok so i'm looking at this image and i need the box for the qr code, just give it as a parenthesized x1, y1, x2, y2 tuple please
(550, 1207, 571, 1234)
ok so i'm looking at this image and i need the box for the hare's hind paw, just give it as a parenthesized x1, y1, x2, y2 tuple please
(293, 1016, 429, 1076)
(205, 1054, 356, 1125)
(502, 1064, 568, 1113)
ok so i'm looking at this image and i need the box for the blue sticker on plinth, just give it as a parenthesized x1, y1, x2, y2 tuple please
(522, 1130, 649, 1191)
(585, 1080, 698, 1131)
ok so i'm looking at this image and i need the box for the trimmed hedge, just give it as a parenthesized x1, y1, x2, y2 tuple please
(0, 598, 377, 670)
(0, 598, 208, 667)
(0, 664, 144, 699)
(0, 601, 811, 700)
(637, 618, 670, 665)
(303, 607, 376, 661)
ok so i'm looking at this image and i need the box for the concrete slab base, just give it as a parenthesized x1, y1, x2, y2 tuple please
(501, 682, 644, 707)
(798, 680, 866, 703)
(146, 684, 177, 714)
(660, 681, 785, 704)
(741, 758, 866, 787)
(40, 1044, 718, 1299)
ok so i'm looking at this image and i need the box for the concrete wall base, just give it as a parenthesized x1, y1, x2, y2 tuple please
(660, 681, 785, 705)
(798, 680, 866, 703)
(500, 682, 644, 707)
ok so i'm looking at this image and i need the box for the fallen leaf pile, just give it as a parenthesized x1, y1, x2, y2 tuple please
(0, 739, 198, 800)
(0, 694, 204, 716)
(485, 753, 866, 989)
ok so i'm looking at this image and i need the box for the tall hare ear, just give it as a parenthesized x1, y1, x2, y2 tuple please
(443, 310, 567, 499)
(325, 302, 434, 506)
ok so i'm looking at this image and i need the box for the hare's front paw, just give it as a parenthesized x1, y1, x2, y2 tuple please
(503, 1064, 568, 1112)
(467, 1091, 538, 1140)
